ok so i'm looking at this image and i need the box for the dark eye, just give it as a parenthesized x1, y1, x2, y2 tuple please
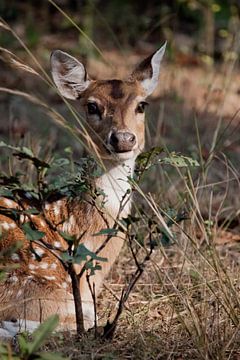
(136, 101, 148, 114)
(87, 102, 100, 116)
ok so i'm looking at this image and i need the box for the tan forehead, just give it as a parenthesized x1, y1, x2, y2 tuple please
(84, 79, 145, 103)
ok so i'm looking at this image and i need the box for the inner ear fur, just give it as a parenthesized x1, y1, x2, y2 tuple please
(50, 50, 91, 100)
(129, 42, 166, 96)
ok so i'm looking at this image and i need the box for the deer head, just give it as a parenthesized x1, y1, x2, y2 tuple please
(50, 44, 166, 163)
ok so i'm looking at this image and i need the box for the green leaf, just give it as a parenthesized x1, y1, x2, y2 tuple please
(73, 244, 108, 264)
(21, 222, 45, 241)
(0, 188, 14, 197)
(27, 315, 59, 354)
(18, 334, 29, 355)
(24, 208, 40, 215)
(61, 252, 73, 263)
(52, 158, 70, 167)
(160, 232, 172, 246)
(58, 231, 76, 243)
(161, 153, 200, 168)
(21, 146, 34, 157)
(64, 147, 73, 154)
(93, 228, 118, 236)
(85, 260, 102, 276)
(0, 141, 49, 169)
(137, 147, 163, 165)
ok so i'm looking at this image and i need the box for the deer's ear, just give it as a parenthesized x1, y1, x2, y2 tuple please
(129, 42, 166, 96)
(50, 50, 91, 99)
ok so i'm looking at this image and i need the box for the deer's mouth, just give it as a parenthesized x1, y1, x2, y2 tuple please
(104, 144, 136, 160)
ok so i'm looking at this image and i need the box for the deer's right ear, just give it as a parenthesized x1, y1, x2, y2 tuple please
(129, 42, 166, 96)
(50, 50, 91, 99)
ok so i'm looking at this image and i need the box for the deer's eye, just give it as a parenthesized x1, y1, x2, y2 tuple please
(136, 101, 148, 114)
(87, 102, 100, 116)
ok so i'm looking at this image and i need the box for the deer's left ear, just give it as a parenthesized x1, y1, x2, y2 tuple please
(129, 42, 166, 96)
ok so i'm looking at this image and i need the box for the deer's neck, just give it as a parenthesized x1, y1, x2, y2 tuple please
(96, 158, 135, 218)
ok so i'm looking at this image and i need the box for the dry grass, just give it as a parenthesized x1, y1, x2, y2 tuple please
(44, 230, 240, 359)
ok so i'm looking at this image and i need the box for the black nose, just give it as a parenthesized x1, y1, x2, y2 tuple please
(109, 131, 136, 152)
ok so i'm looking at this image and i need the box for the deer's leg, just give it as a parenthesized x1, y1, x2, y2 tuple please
(0, 279, 76, 338)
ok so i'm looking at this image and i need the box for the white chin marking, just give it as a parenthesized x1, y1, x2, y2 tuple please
(115, 151, 135, 161)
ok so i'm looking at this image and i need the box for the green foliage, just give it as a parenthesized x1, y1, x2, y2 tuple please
(62, 243, 107, 266)
(0, 141, 49, 170)
(0, 316, 67, 360)
(136, 147, 199, 180)
(0, 141, 97, 202)
(161, 153, 200, 167)
(94, 228, 118, 236)
(21, 222, 45, 241)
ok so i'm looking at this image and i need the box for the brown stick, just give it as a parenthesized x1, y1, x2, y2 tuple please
(69, 264, 85, 335)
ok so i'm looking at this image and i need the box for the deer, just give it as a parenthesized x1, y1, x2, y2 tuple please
(0, 43, 166, 338)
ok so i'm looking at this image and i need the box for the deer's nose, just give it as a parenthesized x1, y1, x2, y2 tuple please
(109, 131, 136, 152)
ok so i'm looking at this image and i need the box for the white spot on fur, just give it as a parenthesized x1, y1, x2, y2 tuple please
(29, 264, 37, 270)
(62, 214, 76, 233)
(69, 214, 76, 226)
(35, 248, 45, 257)
(16, 289, 23, 297)
(20, 214, 26, 223)
(11, 254, 20, 261)
(53, 241, 61, 249)
(45, 203, 51, 211)
(3, 198, 16, 208)
(54, 204, 60, 216)
(53, 200, 62, 217)
(62, 282, 68, 289)
(39, 219, 45, 227)
(50, 263, 57, 269)
(39, 262, 49, 269)
(9, 276, 18, 283)
(44, 275, 56, 281)
(0, 221, 16, 231)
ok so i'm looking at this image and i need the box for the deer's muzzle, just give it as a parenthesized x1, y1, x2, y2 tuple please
(108, 131, 136, 153)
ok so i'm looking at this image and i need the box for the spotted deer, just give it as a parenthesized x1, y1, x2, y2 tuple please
(0, 44, 166, 337)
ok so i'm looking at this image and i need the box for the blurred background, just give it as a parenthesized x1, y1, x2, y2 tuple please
(0, 3, 240, 356)
(1, 0, 240, 61)
(0, 0, 239, 222)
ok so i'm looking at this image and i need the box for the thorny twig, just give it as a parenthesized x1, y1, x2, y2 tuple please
(103, 228, 155, 339)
